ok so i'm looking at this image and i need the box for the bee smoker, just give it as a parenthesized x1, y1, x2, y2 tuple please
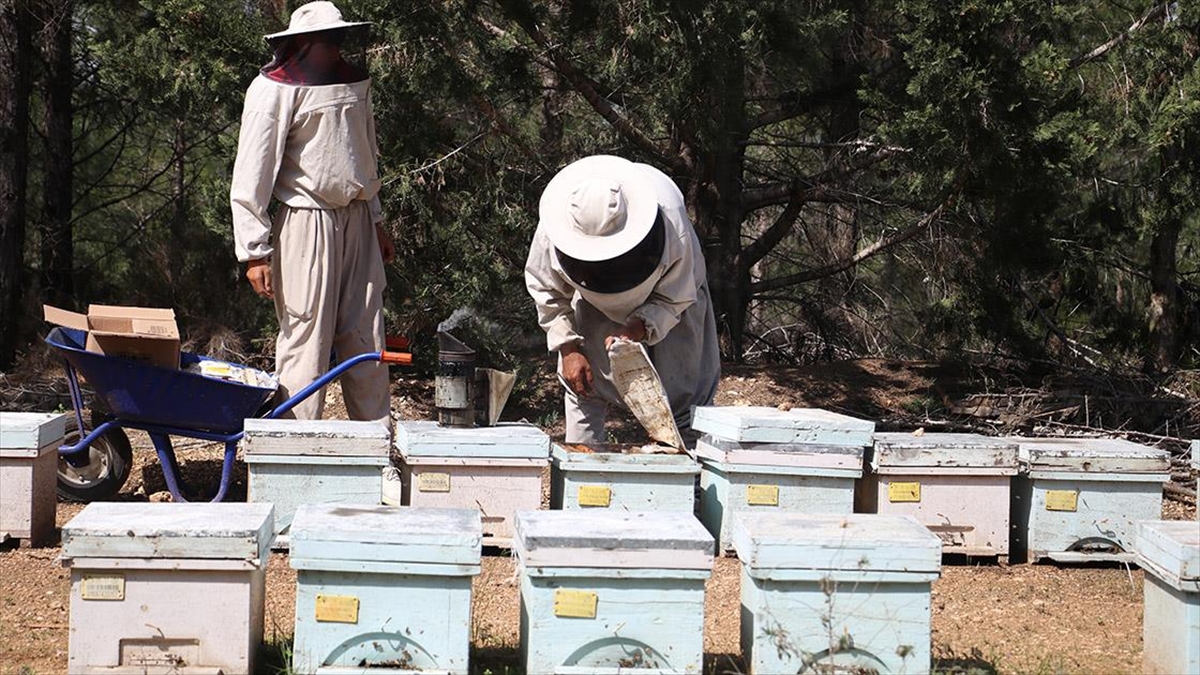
(435, 331, 477, 427)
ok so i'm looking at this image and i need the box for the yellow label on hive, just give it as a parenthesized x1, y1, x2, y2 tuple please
(746, 484, 779, 506)
(553, 589, 598, 618)
(888, 481, 922, 503)
(416, 472, 451, 493)
(81, 574, 125, 601)
(578, 485, 611, 507)
(315, 594, 359, 623)
(1045, 489, 1078, 512)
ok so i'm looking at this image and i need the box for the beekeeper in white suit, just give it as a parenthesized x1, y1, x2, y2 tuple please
(230, 1, 392, 424)
(525, 155, 721, 444)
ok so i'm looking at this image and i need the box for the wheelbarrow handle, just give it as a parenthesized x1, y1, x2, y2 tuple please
(380, 350, 412, 365)
(266, 348, 413, 419)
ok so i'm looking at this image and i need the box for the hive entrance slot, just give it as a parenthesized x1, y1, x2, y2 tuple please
(119, 637, 200, 668)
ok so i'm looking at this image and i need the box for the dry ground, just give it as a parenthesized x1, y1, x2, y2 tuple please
(2, 359, 1195, 674)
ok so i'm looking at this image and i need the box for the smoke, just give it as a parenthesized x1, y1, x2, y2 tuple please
(438, 307, 477, 334)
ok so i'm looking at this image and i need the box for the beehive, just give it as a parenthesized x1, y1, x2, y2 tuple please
(514, 510, 714, 674)
(61, 503, 273, 675)
(860, 432, 1019, 558)
(289, 504, 482, 674)
(0, 412, 66, 546)
(242, 418, 391, 548)
(1009, 437, 1169, 562)
(732, 512, 942, 675)
(395, 421, 548, 547)
(691, 405, 875, 446)
(1193, 440, 1199, 523)
(1137, 520, 1199, 674)
(549, 443, 699, 512)
(694, 434, 864, 553)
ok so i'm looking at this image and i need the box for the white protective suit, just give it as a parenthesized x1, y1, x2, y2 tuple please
(230, 74, 389, 423)
(525, 163, 720, 444)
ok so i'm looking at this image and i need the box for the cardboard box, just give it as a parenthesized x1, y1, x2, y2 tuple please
(44, 304, 180, 369)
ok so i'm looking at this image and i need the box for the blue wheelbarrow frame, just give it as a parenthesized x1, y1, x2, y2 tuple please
(46, 326, 411, 503)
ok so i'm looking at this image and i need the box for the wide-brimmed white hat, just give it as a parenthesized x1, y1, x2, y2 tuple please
(538, 155, 659, 262)
(264, 1, 370, 42)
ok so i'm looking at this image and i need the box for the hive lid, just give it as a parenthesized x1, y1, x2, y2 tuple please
(872, 432, 1018, 471)
(289, 504, 481, 566)
(693, 434, 864, 471)
(242, 418, 390, 457)
(1009, 437, 1170, 474)
(550, 443, 699, 472)
(395, 421, 549, 459)
(61, 503, 273, 561)
(691, 406, 874, 446)
(1136, 520, 1200, 592)
(514, 511, 713, 570)
(0, 411, 68, 454)
(731, 513, 942, 574)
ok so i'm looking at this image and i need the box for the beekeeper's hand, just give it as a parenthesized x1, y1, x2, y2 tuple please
(246, 259, 274, 299)
(605, 317, 647, 349)
(559, 343, 593, 398)
(376, 223, 395, 264)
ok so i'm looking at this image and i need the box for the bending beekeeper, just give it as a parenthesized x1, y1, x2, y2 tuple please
(230, 1, 393, 425)
(525, 155, 721, 444)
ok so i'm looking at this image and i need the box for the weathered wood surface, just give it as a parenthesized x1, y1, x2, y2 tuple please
(290, 504, 481, 568)
(872, 432, 1018, 472)
(241, 418, 390, 457)
(395, 421, 550, 459)
(1142, 574, 1200, 675)
(0, 443, 57, 545)
(1193, 439, 1199, 470)
(859, 472, 1013, 556)
(1007, 436, 1170, 474)
(246, 455, 387, 545)
(67, 565, 266, 675)
(1137, 520, 1200, 592)
(519, 572, 707, 674)
(731, 512, 942, 574)
(514, 511, 714, 570)
(699, 459, 857, 552)
(399, 456, 543, 544)
(550, 443, 698, 512)
(694, 434, 864, 471)
(0, 411, 68, 451)
(551, 443, 700, 471)
(1013, 475, 1163, 562)
(61, 503, 274, 561)
(691, 406, 875, 446)
(739, 563, 934, 675)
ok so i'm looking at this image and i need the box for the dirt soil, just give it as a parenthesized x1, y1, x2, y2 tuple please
(1, 358, 1195, 674)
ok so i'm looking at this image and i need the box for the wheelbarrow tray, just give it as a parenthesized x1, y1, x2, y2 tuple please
(46, 326, 276, 434)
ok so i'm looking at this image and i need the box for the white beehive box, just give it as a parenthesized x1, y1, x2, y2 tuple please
(289, 504, 482, 674)
(732, 512, 942, 675)
(860, 432, 1019, 558)
(692, 405, 875, 446)
(1193, 440, 1199, 523)
(694, 434, 864, 553)
(61, 503, 273, 675)
(514, 510, 714, 674)
(1137, 520, 1199, 674)
(1, 412, 67, 546)
(1009, 437, 1169, 563)
(395, 421, 548, 547)
(549, 443, 699, 512)
(242, 418, 390, 549)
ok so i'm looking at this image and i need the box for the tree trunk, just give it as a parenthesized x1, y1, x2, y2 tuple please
(37, 0, 73, 305)
(1145, 215, 1181, 373)
(0, 0, 32, 369)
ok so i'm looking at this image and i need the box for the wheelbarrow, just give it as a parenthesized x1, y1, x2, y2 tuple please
(45, 326, 412, 502)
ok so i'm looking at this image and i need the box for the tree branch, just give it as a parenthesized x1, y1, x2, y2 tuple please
(742, 145, 901, 211)
(1070, 3, 1168, 69)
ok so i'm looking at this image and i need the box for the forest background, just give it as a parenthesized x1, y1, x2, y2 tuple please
(1, 0, 1197, 441)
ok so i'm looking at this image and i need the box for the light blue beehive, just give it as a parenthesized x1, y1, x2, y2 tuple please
(549, 443, 699, 512)
(732, 512, 942, 675)
(691, 418, 868, 553)
(1137, 520, 1199, 674)
(514, 510, 714, 674)
(1009, 437, 1169, 562)
(61, 503, 274, 675)
(242, 419, 391, 548)
(289, 504, 482, 675)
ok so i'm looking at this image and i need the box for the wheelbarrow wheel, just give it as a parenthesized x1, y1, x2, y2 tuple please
(57, 415, 133, 502)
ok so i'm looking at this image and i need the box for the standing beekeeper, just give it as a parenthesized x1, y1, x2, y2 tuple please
(230, 1, 393, 424)
(525, 155, 721, 444)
